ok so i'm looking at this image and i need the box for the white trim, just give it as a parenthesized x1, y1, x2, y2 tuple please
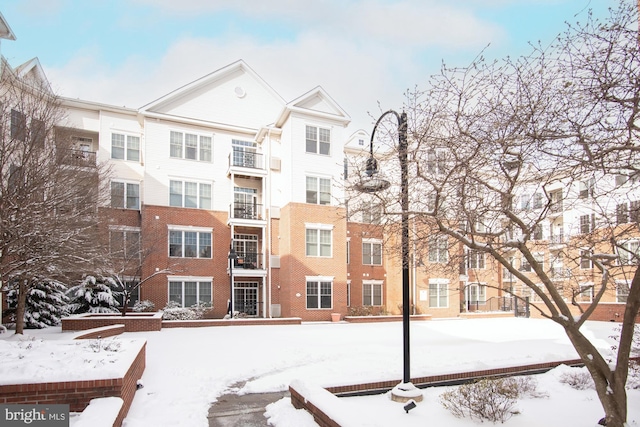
(305, 275, 335, 282)
(167, 224, 213, 233)
(304, 223, 334, 230)
(167, 276, 214, 282)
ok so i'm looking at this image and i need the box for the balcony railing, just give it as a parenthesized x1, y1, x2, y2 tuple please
(229, 151, 264, 170)
(57, 149, 97, 168)
(233, 252, 264, 270)
(230, 202, 263, 220)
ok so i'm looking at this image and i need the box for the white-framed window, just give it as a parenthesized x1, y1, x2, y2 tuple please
(520, 256, 532, 272)
(616, 280, 630, 303)
(580, 214, 594, 234)
(306, 277, 333, 309)
(428, 236, 448, 263)
(363, 280, 383, 306)
(580, 249, 593, 269)
(168, 277, 212, 307)
(362, 239, 382, 265)
(110, 181, 140, 209)
(305, 125, 331, 155)
(169, 180, 212, 209)
(347, 280, 351, 306)
(11, 109, 26, 141)
(467, 250, 485, 269)
(362, 202, 382, 224)
(111, 132, 140, 161)
(168, 227, 212, 258)
(170, 131, 212, 161)
(619, 240, 640, 265)
(346, 239, 350, 264)
(579, 178, 595, 199)
(306, 176, 331, 205)
(426, 149, 446, 175)
(468, 282, 487, 303)
(617, 203, 630, 225)
(305, 224, 333, 257)
(429, 278, 449, 308)
(109, 227, 140, 259)
(578, 283, 594, 302)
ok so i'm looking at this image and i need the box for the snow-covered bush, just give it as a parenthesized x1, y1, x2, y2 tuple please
(559, 369, 594, 390)
(440, 376, 543, 423)
(132, 300, 155, 313)
(66, 275, 122, 314)
(161, 301, 210, 320)
(5, 279, 70, 328)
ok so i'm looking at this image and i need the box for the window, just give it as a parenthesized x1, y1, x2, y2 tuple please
(580, 214, 594, 234)
(532, 193, 544, 210)
(305, 125, 330, 155)
(306, 226, 332, 257)
(110, 181, 140, 209)
(616, 281, 630, 303)
(580, 249, 593, 269)
(426, 149, 446, 175)
(520, 193, 531, 211)
(109, 228, 140, 259)
(467, 250, 485, 269)
(346, 240, 350, 264)
(468, 283, 487, 303)
(615, 174, 628, 188)
(31, 119, 45, 148)
(306, 176, 331, 205)
(520, 257, 532, 272)
(362, 203, 382, 224)
(619, 240, 640, 265)
(579, 178, 595, 199)
(168, 280, 212, 307)
(306, 279, 332, 309)
(631, 201, 640, 223)
(617, 203, 630, 225)
(428, 236, 448, 263)
(362, 240, 382, 265)
(578, 283, 593, 302)
(11, 109, 26, 141)
(169, 180, 211, 209)
(169, 229, 212, 258)
(170, 131, 212, 162)
(111, 133, 140, 161)
(532, 224, 543, 240)
(429, 279, 449, 308)
(550, 190, 563, 213)
(363, 281, 383, 306)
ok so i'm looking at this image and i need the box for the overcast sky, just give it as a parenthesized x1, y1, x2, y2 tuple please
(1, 0, 616, 132)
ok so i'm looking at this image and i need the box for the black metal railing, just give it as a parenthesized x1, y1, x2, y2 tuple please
(57, 149, 97, 168)
(233, 252, 264, 270)
(229, 151, 264, 170)
(230, 202, 263, 220)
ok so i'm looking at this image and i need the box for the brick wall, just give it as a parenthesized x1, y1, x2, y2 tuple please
(577, 303, 640, 322)
(161, 317, 301, 328)
(344, 314, 432, 323)
(73, 324, 125, 339)
(62, 313, 162, 332)
(0, 341, 146, 427)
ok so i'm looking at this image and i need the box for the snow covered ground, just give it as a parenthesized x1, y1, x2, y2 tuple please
(1, 317, 638, 427)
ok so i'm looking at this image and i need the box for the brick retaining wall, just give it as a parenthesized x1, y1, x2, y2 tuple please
(0, 341, 146, 427)
(62, 313, 162, 332)
(73, 324, 126, 339)
(161, 317, 302, 328)
(343, 314, 432, 323)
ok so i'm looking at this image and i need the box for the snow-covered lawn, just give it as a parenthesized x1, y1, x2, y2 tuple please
(1, 318, 638, 427)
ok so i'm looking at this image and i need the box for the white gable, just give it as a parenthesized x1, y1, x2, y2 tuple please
(276, 86, 350, 127)
(140, 60, 285, 130)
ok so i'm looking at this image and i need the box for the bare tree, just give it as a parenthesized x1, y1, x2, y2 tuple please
(349, 1, 639, 425)
(0, 62, 109, 334)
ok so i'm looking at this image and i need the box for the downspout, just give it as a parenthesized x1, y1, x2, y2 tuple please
(265, 127, 273, 318)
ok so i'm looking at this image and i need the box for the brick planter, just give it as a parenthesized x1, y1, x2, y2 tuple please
(0, 341, 146, 427)
(62, 312, 162, 332)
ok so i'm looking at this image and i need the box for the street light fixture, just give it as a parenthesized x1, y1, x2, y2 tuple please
(356, 110, 422, 403)
(228, 242, 237, 318)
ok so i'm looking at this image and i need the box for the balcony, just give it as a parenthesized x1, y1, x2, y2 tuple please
(228, 151, 266, 178)
(230, 202, 263, 220)
(549, 233, 566, 250)
(232, 252, 264, 270)
(57, 149, 97, 168)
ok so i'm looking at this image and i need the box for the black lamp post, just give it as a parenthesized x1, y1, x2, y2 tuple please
(228, 242, 237, 317)
(356, 110, 419, 402)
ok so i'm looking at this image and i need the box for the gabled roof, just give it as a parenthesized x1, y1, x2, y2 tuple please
(275, 86, 351, 127)
(13, 57, 51, 92)
(0, 12, 16, 41)
(140, 59, 285, 113)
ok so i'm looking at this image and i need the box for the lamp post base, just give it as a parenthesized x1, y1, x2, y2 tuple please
(390, 382, 423, 403)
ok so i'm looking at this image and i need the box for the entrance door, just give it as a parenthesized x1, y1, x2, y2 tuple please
(234, 282, 259, 316)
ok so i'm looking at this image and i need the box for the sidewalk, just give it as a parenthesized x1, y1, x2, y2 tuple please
(208, 391, 289, 427)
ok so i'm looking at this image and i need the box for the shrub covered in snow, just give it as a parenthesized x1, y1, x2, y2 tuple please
(132, 300, 155, 313)
(66, 275, 122, 314)
(440, 376, 544, 423)
(5, 279, 70, 328)
(559, 369, 594, 390)
(161, 301, 210, 320)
